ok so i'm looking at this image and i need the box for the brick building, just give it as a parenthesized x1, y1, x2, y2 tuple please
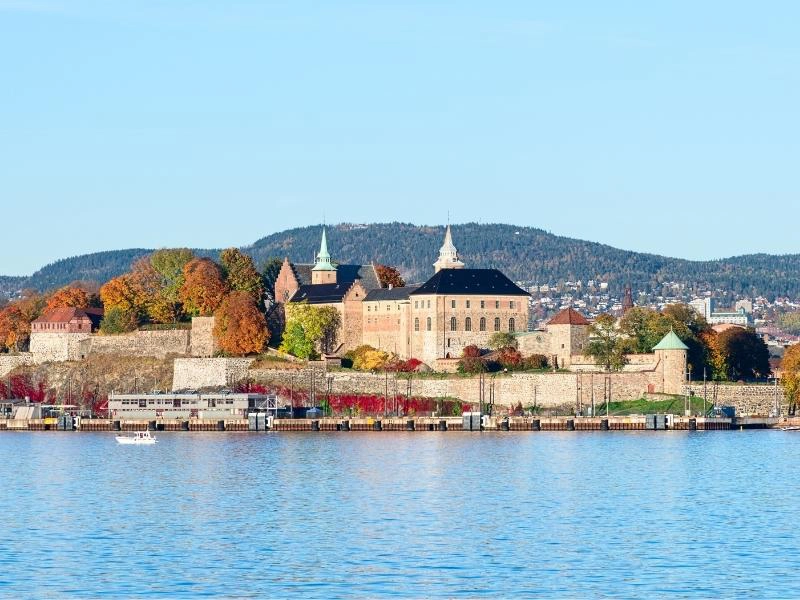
(31, 307, 104, 334)
(275, 226, 531, 366)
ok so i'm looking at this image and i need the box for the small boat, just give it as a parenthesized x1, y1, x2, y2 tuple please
(116, 430, 157, 445)
(780, 426, 800, 432)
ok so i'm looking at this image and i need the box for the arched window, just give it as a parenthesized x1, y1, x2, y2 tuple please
(509, 318, 515, 332)
(479, 317, 486, 332)
(494, 317, 501, 332)
(414, 318, 419, 332)
(465, 317, 472, 331)
(426, 317, 432, 331)
(450, 317, 457, 331)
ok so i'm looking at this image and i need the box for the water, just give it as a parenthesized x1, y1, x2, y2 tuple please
(1, 431, 799, 598)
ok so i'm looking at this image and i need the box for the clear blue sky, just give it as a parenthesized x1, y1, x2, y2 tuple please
(1, 1, 798, 275)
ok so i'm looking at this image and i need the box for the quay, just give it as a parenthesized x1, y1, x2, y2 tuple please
(2, 414, 790, 432)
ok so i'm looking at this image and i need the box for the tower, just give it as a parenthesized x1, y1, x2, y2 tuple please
(433, 225, 465, 273)
(622, 284, 634, 314)
(311, 227, 337, 285)
(653, 329, 688, 395)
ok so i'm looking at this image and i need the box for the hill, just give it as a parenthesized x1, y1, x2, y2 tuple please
(2, 223, 799, 300)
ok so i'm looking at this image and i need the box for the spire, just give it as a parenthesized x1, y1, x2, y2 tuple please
(622, 284, 634, 314)
(312, 227, 336, 272)
(433, 224, 465, 273)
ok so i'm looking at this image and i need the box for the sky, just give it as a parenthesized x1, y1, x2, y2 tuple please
(1, 1, 798, 275)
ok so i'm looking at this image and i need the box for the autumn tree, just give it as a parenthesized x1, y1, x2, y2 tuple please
(0, 292, 47, 351)
(179, 258, 228, 316)
(45, 286, 90, 312)
(99, 275, 142, 327)
(584, 313, 627, 371)
(781, 344, 800, 415)
(213, 291, 269, 356)
(220, 248, 263, 302)
(375, 264, 405, 288)
(618, 307, 668, 353)
(280, 302, 341, 358)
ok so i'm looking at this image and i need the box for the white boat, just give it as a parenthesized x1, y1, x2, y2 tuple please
(780, 426, 800, 432)
(115, 430, 157, 445)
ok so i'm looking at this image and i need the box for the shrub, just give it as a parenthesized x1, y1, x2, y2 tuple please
(462, 345, 482, 358)
(99, 307, 138, 334)
(523, 354, 549, 370)
(457, 356, 487, 374)
(489, 332, 518, 350)
(497, 348, 524, 370)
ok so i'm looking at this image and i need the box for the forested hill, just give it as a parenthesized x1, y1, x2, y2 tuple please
(2, 223, 799, 299)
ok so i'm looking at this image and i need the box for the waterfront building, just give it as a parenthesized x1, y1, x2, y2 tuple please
(275, 226, 530, 367)
(108, 392, 275, 420)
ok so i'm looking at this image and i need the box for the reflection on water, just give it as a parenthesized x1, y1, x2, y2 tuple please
(1, 431, 799, 598)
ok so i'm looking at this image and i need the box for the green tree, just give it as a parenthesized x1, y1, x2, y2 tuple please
(279, 322, 316, 359)
(584, 313, 628, 371)
(150, 248, 194, 319)
(261, 257, 284, 305)
(717, 327, 771, 380)
(220, 248, 264, 303)
(99, 306, 138, 334)
(488, 332, 517, 350)
(280, 302, 341, 358)
(618, 307, 669, 353)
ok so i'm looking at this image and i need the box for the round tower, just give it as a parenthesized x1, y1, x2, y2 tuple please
(653, 329, 688, 395)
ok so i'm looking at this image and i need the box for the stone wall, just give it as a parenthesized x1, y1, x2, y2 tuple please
(190, 317, 216, 357)
(172, 358, 255, 391)
(682, 383, 787, 416)
(30, 333, 92, 362)
(0, 354, 33, 378)
(89, 330, 190, 358)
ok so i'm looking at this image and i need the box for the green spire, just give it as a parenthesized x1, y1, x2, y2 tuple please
(312, 227, 336, 271)
(653, 328, 689, 351)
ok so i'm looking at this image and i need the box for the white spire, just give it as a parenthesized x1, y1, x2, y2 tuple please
(433, 224, 465, 273)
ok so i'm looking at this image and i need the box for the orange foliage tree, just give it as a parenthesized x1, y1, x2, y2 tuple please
(375, 264, 405, 288)
(179, 258, 228, 316)
(45, 286, 90, 312)
(0, 292, 47, 351)
(220, 248, 263, 302)
(213, 291, 269, 356)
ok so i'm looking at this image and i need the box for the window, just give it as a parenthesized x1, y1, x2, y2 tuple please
(480, 317, 486, 331)
(509, 318, 515, 332)
(427, 317, 432, 331)
(466, 300, 471, 308)
(480, 300, 485, 309)
(414, 318, 419, 331)
(494, 317, 501, 331)
(447, 338, 451, 347)
(414, 301, 418, 308)
(495, 300, 500, 309)
(450, 317, 457, 331)
(451, 300, 456, 309)
(465, 317, 472, 331)
(510, 301, 515, 309)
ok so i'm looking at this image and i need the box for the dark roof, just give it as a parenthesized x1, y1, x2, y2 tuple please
(410, 269, 529, 297)
(364, 285, 420, 302)
(548, 308, 590, 326)
(291, 263, 380, 290)
(290, 283, 353, 304)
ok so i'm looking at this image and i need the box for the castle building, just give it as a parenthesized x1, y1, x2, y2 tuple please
(274, 226, 530, 367)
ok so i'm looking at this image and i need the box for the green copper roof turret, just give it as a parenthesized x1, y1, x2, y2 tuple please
(312, 227, 336, 271)
(652, 329, 689, 351)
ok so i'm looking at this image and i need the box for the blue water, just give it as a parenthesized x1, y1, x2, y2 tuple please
(1, 431, 799, 598)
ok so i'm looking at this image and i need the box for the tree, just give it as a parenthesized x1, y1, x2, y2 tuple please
(150, 248, 194, 319)
(781, 344, 800, 415)
(699, 330, 728, 381)
(100, 275, 139, 315)
(717, 327, 770, 380)
(584, 313, 627, 371)
(261, 257, 284, 306)
(279, 322, 315, 359)
(488, 332, 518, 350)
(375, 264, 405, 288)
(129, 256, 178, 324)
(220, 248, 263, 302)
(179, 258, 229, 316)
(779, 312, 800, 335)
(0, 293, 47, 351)
(618, 307, 669, 354)
(99, 307, 139, 334)
(45, 286, 90, 312)
(280, 302, 341, 358)
(213, 291, 269, 356)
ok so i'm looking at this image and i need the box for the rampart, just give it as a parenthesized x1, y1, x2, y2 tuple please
(682, 383, 787, 416)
